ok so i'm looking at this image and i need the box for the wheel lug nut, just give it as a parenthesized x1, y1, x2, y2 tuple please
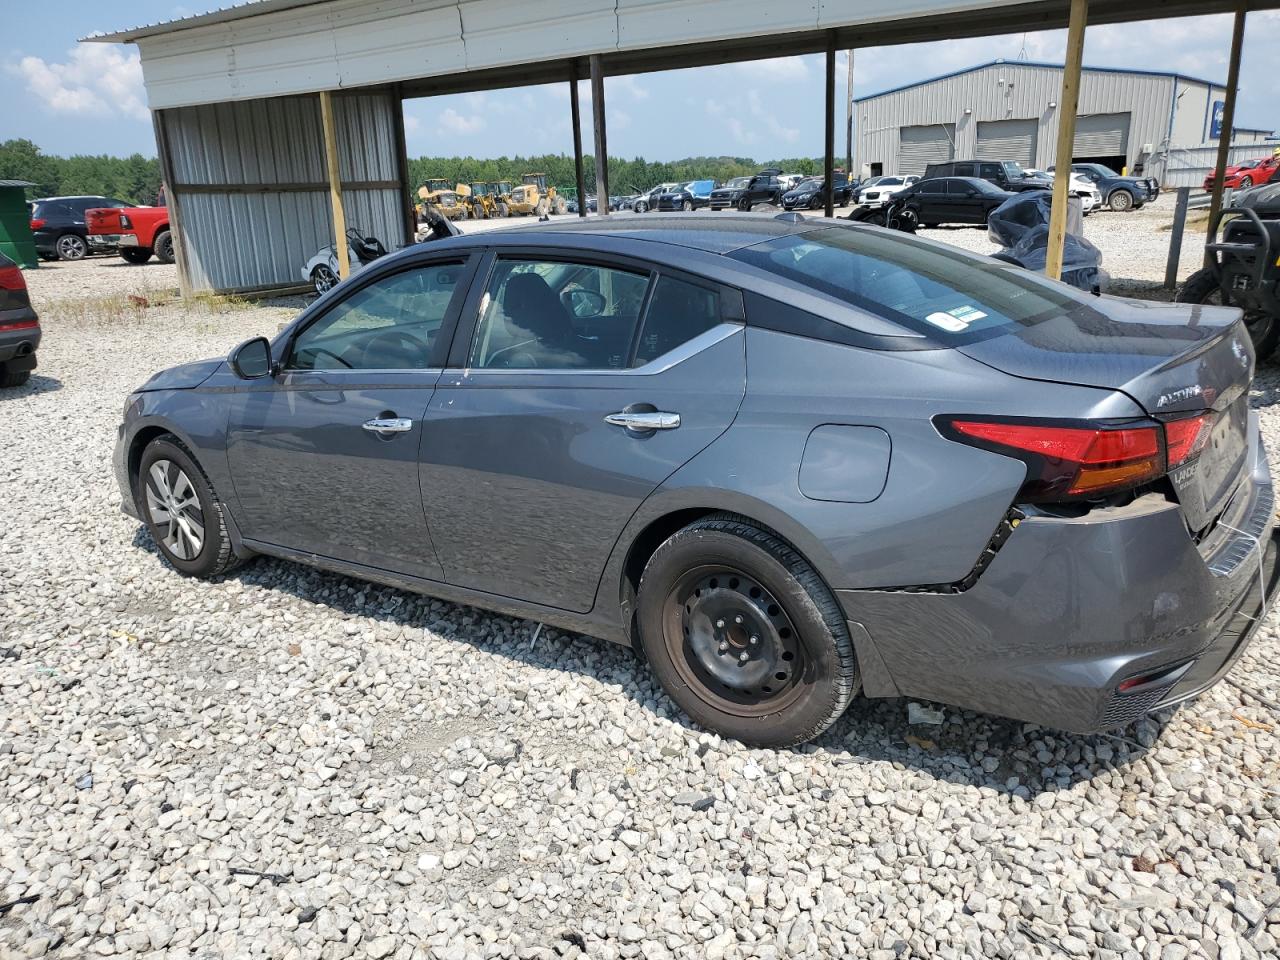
(738, 651, 750, 663)
(715, 619, 725, 629)
(734, 615, 743, 624)
(718, 641, 728, 653)
(749, 636, 759, 645)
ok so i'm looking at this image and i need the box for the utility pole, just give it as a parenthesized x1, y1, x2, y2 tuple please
(845, 49, 855, 175)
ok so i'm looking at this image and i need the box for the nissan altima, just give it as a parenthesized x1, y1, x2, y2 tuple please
(115, 215, 1278, 747)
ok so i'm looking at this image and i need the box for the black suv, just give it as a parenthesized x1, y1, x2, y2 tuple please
(0, 251, 41, 387)
(922, 160, 1051, 195)
(29, 196, 130, 261)
(1051, 163, 1158, 212)
(709, 170, 786, 211)
(780, 175, 855, 210)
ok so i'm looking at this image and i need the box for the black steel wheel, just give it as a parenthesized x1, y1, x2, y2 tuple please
(1179, 267, 1280, 362)
(637, 514, 858, 747)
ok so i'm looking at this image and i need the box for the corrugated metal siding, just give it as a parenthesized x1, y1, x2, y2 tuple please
(898, 124, 955, 175)
(855, 62, 1175, 177)
(164, 89, 404, 293)
(1159, 143, 1280, 188)
(975, 118, 1037, 166)
(1073, 113, 1130, 157)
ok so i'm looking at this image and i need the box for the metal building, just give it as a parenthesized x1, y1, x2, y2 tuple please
(88, 0, 1279, 295)
(854, 59, 1273, 180)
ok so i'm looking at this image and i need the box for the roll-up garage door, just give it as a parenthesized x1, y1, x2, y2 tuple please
(975, 118, 1038, 167)
(1073, 113, 1130, 157)
(898, 124, 955, 176)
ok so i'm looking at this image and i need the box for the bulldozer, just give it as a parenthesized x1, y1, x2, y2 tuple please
(416, 178, 468, 221)
(506, 173, 568, 216)
(457, 181, 508, 219)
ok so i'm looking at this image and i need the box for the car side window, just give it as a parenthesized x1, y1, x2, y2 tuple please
(947, 180, 974, 196)
(287, 262, 464, 371)
(633, 276, 723, 367)
(470, 259, 650, 370)
(978, 163, 1001, 179)
(920, 181, 946, 196)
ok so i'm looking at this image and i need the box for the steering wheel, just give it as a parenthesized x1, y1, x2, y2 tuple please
(360, 328, 425, 369)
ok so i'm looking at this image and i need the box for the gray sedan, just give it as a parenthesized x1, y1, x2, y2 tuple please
(115, 215, 1278, 747)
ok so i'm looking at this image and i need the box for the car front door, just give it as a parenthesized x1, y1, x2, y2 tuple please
(419, 251, 746, 612)
(225, 256, 477, 580)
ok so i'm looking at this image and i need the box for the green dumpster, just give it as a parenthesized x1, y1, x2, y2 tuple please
(0, 180, 37, 268)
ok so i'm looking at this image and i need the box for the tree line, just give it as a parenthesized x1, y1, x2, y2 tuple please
(0, 138, 825, 205)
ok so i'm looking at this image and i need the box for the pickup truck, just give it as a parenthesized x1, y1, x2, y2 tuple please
(85, 206, 174, 264)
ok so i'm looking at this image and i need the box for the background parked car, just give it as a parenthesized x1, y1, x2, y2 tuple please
(28, 195, 130, 261)
(1051, 163, 1158, 211)
(855, 175, 919, 208)
(654, 180, 717, 211)
(1204, 155, 1280, 192)
(86, 204, 174, 264)
(883, 177, 1013, 229)
(632, 183, 681, 213)
(780, 174, 854, 211)
(708, 170, 786, 211)
(0, 250, 40, 387)
(923, 160, 1051, 194)
(1025, 168, 1102, 214)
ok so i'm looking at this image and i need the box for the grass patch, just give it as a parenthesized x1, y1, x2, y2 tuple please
(1158, 209, 1211, 234)
(39, 287, 262, 326)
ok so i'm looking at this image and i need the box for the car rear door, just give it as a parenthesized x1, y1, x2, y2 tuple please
(226, 255, 477, 580)
(419, 249, 746, 612)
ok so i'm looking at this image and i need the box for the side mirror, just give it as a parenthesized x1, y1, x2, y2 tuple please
(564, 288, 607, 318)
(229, 336, 274, 379)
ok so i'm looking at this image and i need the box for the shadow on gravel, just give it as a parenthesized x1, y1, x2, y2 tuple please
(0, 374, 63, 399)
(129, 523, 1165, 798)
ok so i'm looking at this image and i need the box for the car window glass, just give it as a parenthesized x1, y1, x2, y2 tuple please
(633, 276, 722, 367)
(470, 259, 650, 370)
(920, 181, 946, 196)
(947, 180, 974, 196)
(978, 163, 1001, 179)
(288, 262, 463, 370)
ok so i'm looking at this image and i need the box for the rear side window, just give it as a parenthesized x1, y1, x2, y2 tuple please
(919, 181, 946, 196)
(633, 276, 722, 367)
(728, 225, 1081, 343)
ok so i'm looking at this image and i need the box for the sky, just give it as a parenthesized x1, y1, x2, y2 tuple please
(2, 2, 1277, 161)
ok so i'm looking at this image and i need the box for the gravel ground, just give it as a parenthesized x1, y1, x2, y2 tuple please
(4, 240, 1280, 960)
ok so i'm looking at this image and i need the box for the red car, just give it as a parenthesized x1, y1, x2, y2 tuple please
(85, 205, 174, 264)
(1204, 154, 1280, 192)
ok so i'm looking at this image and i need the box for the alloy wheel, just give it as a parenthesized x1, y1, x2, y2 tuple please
(312, 264, 338, 294)
(661, 566, 806, 718)
(145, 459, 206, 561)
(57, 235, 87, 260)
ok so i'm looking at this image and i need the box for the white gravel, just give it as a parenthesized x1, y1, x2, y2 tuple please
(3, 247, 1280, 960)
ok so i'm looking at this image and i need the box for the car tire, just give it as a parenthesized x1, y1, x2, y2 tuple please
(153, 230, 175, 264)
(497, 202, 509, 218)
(1240, 176, 1254, 189)
(137, 436, 242, 579)
(738, 198, 751, 212)
(120, 247, 153, 264)
(636, 514, 859, 748)
(0, 363, 31, 388)
(682, 200, 694, 212)
(808, 196, 823, 210)
(55, 234, 87, 261)
(311, 264, 339, 295)
(1108, 190, 1134, 212)
(1179, 267, 1280, 361)
(634, 200, 648, 213)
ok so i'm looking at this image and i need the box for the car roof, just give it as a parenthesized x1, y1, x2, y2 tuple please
(487, 213, 821, 254)
(33, 195, 114, 201)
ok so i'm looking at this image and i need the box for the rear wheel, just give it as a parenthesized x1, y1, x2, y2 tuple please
(1240, 176, 1254, 189)
(137, 437, 241, 578)
(56, 234, 87, 261)
(311, 264, 339, 295)
(682, 200, 694, 212)
(1108, 190, 1134, 212)
(0, 363, 31, 388)
(889, 207, 919, 232)
(153, 230, 175, 264)
(553, 197, 568, 215)
(636, 515, 858, 748)
(497, 202, 509, 218)
(1179, 266, 1280, 361)
(120, 247, 152, 264)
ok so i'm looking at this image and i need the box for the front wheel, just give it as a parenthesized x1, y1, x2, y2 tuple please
(311, 264, 339, 295)
(636, 515, 858, 748)
(1178, 267, 1280, 361)
(1108, 190, 1134, 212)
(682, 200, 694, 212)
(56, 234, 87, 261)
(496, 202, 509, 218)
(137, 437, 242, 578)
(634, 200, 648, 214)
(120, 247, 152, 264)
(1240, 176, 1254, 189)
(737, 197, 751, 212)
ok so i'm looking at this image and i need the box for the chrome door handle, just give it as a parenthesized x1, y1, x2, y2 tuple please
(604, 411, 681, 431)
(362, 417, 413, 434)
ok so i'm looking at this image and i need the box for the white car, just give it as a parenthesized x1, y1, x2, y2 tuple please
(1025, 168, 1102, 214)
(856, 175, 920, 208)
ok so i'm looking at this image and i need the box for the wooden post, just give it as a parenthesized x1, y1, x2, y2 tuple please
(1206, 4, 1247, 265)
(845, 49, 855, 179)
(1164, 186, 1190, 290)
(570, 66, 588, 218)
(391, 84, 415, 246)
(319, 90, 350, 279)
(1045, 0, 1087, 280)
(151, 109, 193, 299)
(590, 55, 609, 217)
(824, 34, 836, 218)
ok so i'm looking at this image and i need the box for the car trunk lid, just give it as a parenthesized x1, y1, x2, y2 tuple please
(956, 297, 1254, 531)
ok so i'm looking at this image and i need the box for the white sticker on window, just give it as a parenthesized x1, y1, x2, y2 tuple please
(924, 304, 988, 332)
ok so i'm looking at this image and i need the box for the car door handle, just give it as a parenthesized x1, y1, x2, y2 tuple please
(362, 417, 413, 434)
(604, 411, 681, 432)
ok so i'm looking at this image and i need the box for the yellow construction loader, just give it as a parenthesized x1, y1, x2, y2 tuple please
(416, 178, 468, 221)
(457, 181, 508, 219)
(506, 173, 568, 216)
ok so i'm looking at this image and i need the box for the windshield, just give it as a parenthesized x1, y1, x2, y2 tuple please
(877, 177, 904, 187)
(796, 180, 821, 192)
(1002, 161, 1027, 179)
(1238, 160, 1260, 169)
(725, 178, 750, 189)
(728, 226, 1082, 344)
(1089, 164, 1120, 178)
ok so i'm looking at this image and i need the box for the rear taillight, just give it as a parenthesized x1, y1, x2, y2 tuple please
(0, 265, 26, 292)
(1164, 412, 1213, 466)
(0, 319, 38, 332)
(120, 214, 133, 229)
(30, 218, 45, 230)
(939, 417, 1165, 501)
